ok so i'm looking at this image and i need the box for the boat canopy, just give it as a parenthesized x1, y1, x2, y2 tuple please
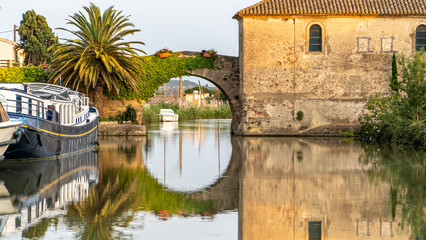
(26, 83, 71, 101)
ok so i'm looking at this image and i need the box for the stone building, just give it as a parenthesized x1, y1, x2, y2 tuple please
(234, 0, 426, 135)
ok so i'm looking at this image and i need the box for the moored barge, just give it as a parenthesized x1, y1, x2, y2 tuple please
(0, 83, 99, 160)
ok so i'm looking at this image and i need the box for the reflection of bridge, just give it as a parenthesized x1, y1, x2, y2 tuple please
(188, 137, 241, 212)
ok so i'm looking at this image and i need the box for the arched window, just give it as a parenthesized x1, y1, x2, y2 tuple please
(416, 24, 426, 51)
(309, 24, 322, 52)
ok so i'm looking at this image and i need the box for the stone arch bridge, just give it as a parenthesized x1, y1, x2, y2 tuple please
(178, 51, 241, 134)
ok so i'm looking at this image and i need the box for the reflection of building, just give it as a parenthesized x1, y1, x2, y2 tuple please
(0, 150, 98, 236)
(238, 138, 412, 240)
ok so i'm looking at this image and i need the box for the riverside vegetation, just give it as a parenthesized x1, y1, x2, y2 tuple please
(142, 102, 231, 124)
(358, 51, 425, 146)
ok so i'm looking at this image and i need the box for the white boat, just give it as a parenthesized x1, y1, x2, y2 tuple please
(0, 83, 99, 160)
(0, 100, 22, 161)
(158, 109, 179, 122)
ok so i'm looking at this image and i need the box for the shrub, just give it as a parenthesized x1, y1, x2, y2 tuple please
(358, 51, 425, 145)
(296, 111, 304, 121)
(0, 66, 48, 83)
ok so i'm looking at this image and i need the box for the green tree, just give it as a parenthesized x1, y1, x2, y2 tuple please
(18, 10, 57, 66)
(358, 50, 425, 145)
(389, 52, 399, 93)
(48, 3, 145, 116)
(398, 50, 425, 121)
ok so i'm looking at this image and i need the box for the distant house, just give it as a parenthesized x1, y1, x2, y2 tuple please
(0, 37, 24, 68)
(234, 0, 426, 135)
(185, 91, 209, 107)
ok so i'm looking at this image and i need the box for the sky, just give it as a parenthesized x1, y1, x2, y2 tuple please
(0, 0, 259, 56)
(0, 0, 259, 86)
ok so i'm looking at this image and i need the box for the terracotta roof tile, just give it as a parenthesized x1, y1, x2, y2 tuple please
(234, 0, 426, 17)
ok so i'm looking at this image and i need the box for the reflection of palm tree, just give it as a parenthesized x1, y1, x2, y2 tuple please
(66, 167, 215, 239)
(66, 174, 142, 239)
(361, 143, 425, 237)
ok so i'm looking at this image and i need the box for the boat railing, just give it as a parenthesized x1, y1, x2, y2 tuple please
(0, 85, 92, 125)
(2, 98, 60, 123)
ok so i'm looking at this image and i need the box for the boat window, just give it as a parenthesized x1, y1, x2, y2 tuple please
(16, 95, 22, 113)
(28, 99, 32, 116)
(37, 101, 40, 117)
(41, 102, 45, 119)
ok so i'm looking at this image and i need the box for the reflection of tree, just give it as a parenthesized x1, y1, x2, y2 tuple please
(361, 143, 425, 237)
(106, 167, 215, 215)
(66, 167, 214, 239)
(23, 218, 58, 239)
(117, 144, 137, 163)
(66, 173, 141, 239)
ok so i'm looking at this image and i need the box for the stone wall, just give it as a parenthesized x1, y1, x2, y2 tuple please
(101, 96, 145, 123)
(238, 16, 426, 135)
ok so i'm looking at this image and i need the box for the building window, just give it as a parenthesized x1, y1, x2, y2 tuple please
(309, 221, 322, 240)
(381, 37, 395, 53)
(309, 25, 322, 52)
(415, 24, 426, 51)
(357, 37, 372, 53)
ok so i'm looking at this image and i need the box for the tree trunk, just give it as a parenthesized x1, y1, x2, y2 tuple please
(94, 82, 105, 117)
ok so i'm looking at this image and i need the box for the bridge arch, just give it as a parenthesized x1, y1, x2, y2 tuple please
(178, 51, 241, 134)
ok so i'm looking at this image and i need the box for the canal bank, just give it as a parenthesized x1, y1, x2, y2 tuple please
(98, 122, 146, 136)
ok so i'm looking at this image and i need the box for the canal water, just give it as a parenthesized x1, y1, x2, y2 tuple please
(0, 119, 424, 239)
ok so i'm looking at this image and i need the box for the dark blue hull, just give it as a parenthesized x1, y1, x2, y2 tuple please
(4, 112, 98, 160)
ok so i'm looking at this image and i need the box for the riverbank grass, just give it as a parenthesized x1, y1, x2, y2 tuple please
(142, 102, 231, 124)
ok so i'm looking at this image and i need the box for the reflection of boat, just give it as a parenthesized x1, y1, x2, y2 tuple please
(159, 121, 179, 132)
(0, 181, 15, 216)
(158, 109, 178, 122)
(0, 150, 98, 236)
(0, 100, 22, 160)
(0, 83, 99, 159)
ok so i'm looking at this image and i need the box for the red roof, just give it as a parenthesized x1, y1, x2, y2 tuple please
(234, 0, 426, 18)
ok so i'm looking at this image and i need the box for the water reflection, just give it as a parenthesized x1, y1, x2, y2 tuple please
(361, 143, 425, 238)
(0, 150, 98, 238)
(0, 120, 423, 240)
(237, 137, 424, 240)
(144, 119, 232, 192)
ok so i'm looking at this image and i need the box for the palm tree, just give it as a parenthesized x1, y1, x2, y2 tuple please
(49, 3, 145, 115)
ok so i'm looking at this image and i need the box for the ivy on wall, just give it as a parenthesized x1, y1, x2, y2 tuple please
(104, 53, 215, 100)
(0, 66, 48, 83)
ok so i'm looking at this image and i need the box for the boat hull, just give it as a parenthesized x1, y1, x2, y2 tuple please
(0, 121, 22, 159)
(158, 115, 179, 122)
(4, 113, 98, 160)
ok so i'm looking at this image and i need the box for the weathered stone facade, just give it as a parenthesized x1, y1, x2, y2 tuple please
(235, 13, 426, 135)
